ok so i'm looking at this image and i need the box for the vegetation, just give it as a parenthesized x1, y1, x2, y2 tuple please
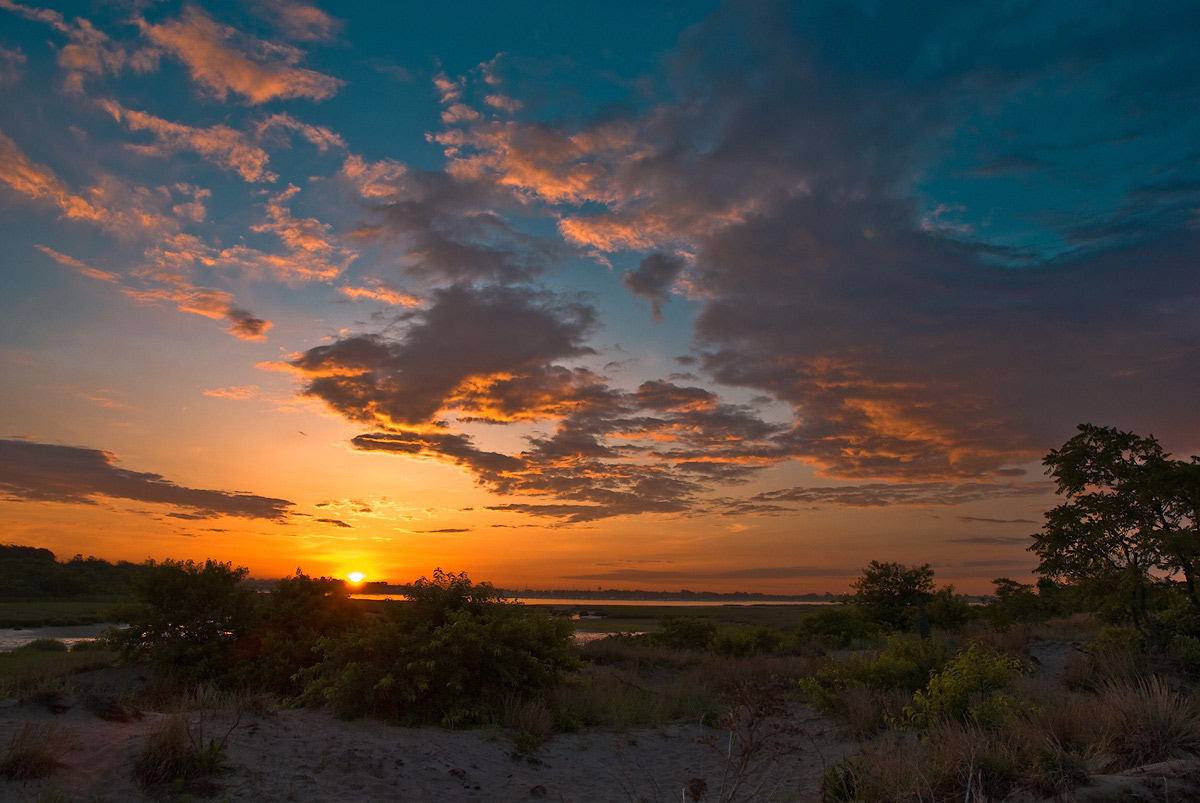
(3, 422, 1200, 798)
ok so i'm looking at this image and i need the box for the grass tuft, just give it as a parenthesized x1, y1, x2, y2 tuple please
(0, 723, 69, 781)
(1095, 676, 1200, 770)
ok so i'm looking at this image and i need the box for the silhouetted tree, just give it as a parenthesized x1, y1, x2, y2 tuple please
(1032, 424, 1200, 635)
(847, 561, 935, 636)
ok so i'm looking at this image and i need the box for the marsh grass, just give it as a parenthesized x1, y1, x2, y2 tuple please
(0, 723, 69, 781)
(1095, 676, 1200, 770)
(0, 641, 115, 699)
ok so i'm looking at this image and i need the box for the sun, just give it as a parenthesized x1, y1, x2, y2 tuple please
(346, 571, 366, 584)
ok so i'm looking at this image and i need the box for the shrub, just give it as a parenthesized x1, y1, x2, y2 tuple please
(0, 723, 68, 781)
(226, 572, 364, 694)
(294, 570, 578, 726)
(23, 639, 68, 653)
(897, 643, 1033, 730)
(107, 559, 256, 681)
(710, 625, 783, 657)
(650, 616, 718, 652)
(794, 606, 882, 649)
(799, 635, 951, 721)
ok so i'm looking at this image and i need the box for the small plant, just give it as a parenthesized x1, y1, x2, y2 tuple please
(897, 643, 1033, 730)
(0, 723, 68, 781)
(132, 711, 233, 791)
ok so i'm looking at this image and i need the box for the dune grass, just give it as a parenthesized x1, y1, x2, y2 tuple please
(0, 723, 69, 781)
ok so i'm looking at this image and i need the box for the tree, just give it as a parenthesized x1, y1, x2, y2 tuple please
(108, 559, 256, 680)
(847, 561, 935, 636)
(1031, 424, 1200, 635)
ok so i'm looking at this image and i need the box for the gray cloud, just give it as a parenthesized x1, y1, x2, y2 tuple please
(0, 439, 293, 519)
(622, 252, 685, 321)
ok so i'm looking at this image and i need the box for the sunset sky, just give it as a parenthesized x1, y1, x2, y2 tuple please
(1, 0, 1198, 594)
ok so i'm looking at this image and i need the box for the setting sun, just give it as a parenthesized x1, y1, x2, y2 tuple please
(347, 572, 366, 584)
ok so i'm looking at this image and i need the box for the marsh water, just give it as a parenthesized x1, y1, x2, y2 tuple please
(0, 623, 114, 652)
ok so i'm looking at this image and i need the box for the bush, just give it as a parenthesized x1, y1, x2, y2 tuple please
(794, 606, 882, 649)
(898, 643, 1033, 730)
(106, 559, 256, 681)
(293, 570, 578, 726)
(649, 616, 718, 652)
(226, 572, 364, 694)
(799, 635, 951, 721)
(22, 639, 67, 653)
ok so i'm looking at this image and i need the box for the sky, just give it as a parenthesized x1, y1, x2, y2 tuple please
(1, 0, 1198, 594)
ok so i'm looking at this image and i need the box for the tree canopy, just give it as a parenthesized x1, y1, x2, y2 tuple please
(1031, 423, 1200, 634)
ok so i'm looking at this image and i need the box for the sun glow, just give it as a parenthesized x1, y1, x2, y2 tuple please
(346, 571, 366, 584)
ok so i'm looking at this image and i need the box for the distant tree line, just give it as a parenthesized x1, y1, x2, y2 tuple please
(0, 544, 146, 600)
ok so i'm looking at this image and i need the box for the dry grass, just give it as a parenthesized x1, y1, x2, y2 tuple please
(132, 711, 231, 791)
(1032, 613, 1102, 643)
(1094, 677, 1200, 770)
(0, 723, 69, 781)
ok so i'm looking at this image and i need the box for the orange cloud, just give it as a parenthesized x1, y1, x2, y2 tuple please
(140, 6, 342, 104)
(258, 0, 341, 42)
(339, 154, 405, 199)
(242, 185, 356, 281)
(203, 385, 260, 399)
(0, 0, 157, 93)
(102, 101, 276, 182)
(0, 129, 104, 222)
(35, 245, 120, 283)
(337, 282, 421, 307)
(255, 112, 345, 151)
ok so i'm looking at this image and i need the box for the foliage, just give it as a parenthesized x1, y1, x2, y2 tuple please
(794, 606, 883, 649)
(897, 643, 1033, 730)
(1032, 424, 1200, 636)
(983, 578, 1048, 630)
(648, 615, 719, 652)
(0, 544, 145, 600)
(227, 571, 364, 694)
(293, 569, 578, 726)
(106, 559, 256, 681)
(799, 635, 951, 718)
(847, 561, 935, 635)
(925, 585, 971, 632)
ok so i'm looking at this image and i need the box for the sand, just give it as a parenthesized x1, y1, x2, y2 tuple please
(0, 670, 851, 802)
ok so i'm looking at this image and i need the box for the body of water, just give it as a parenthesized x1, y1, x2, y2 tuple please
(351, 594, 830, 607)
(0, 623, 114, 652)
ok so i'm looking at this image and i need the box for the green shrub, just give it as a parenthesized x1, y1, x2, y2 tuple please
(106, 559, 256, 681)
(710, 625, 783, 657)
(649, 616, 718, 652)
(799, 635, 951, 720)
(293, 570, 578, 727)
(897, 643, 1033, 730)
(794, 606, 882, 649)
(226, 572, 364, 694)
(22, 639, 68, 653)
(1086, 624, 1144, 656)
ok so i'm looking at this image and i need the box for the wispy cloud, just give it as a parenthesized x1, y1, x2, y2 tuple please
(102, 100, 276, 182)
(139, 6, 341, 104)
